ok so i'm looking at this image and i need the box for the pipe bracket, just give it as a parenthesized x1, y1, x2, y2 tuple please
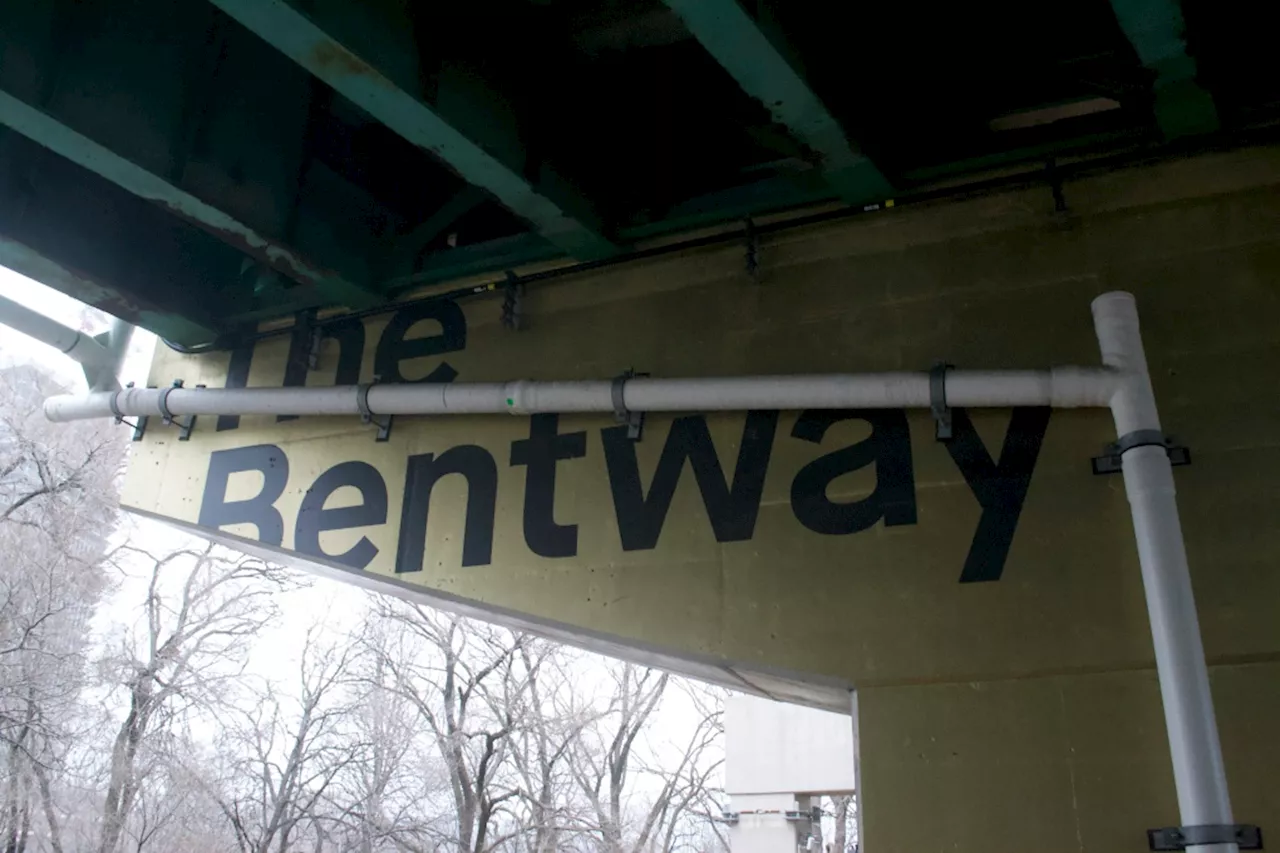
(744, 218, 760, 281)
(157, 381, 177, 423)
(930, 362, 953, 441)
(612, 369, 647, 442)
(158, 379, 197, 440)
(1092, 429, 1191, 475)
(356, 382, 393, 442)
(1148, 824, 1262, 851)
(111, 382, 148, 441)
(501, 271, 524, 331)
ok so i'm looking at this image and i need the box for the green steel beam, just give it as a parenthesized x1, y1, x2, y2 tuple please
(662, 0, 893, 205)
(387, 186, 488, 278)
(0, 89, 383, 312)
(1109, 0, 1219, 138)
(207, 0, 617, 261)
(230, 233, 561, 324)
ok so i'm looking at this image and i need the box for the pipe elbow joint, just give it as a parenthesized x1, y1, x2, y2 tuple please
(1048, 366, 1123, 408)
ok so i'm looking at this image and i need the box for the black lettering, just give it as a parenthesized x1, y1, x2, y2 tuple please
(790, 409, 917, 534)
(279, 317, 366, 422)
(215, 343, 255, 431)
(510, 414, 586, 558)
(395, 446, 497, 572)
(374, 301, 465, 384)
(946, 407, 1051, 583)
(197, 444, 288, 545)
(294, 461, 387, 569)
(602, 411, 778, 551)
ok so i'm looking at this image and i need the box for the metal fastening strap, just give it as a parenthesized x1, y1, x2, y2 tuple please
(356, 382, 392, 442)
(1092, 430, 1192, 475)
(108, 389, 126, 423)
(356, 382, 374, 422)
(112, 382, 149, 441)
(929, 362, 953, 441)
(156, 380, 197, 439)
(610, 374, 627, 422)
(157, 380, 182, 424)
(1148, 824, 1262, 851)
(612, 369, 645, 441)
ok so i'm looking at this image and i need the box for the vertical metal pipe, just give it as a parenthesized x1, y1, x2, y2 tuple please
(91, 317, 134, 392)
(1093, 292, 1236, 853)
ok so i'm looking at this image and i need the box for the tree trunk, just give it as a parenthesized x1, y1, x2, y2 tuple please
(32, 762, 65, 853)
(99, 686, 149, 853)
(829, 796, 851, 853)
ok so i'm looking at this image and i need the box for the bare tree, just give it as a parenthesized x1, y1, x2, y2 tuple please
(825, 795, 854, 853)
(0, 365, 735, 853)
(95, 544, 290, 853)
(369, 602, 531, 853)
(117, 744, 241, 853)
(0, 365, 123, 853)
(325, 618, 452, 853)
(211, 625, 365, 853)
(649, 687, 726, 853)
(570, 665, 726, 853)
(502, 645, 598, 853)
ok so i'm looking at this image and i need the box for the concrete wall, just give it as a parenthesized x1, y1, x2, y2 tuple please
(725, 794, 815, 853)
(121, 145, 1280, 852)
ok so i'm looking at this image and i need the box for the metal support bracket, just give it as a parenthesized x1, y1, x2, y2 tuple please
(111, 381, 148, 441)
(930, 362, 953, 441)
(1046, 156, 1068, 213)
(1148, 824, 1262, 850)
(744, 217, 760, 281)
(356, 382, 393, 442)
(612, 369, 648, 441)
(1092, 429, 1191, 475)
(287, 310, 322, 378)
(501, 271, 525, 331)
(157, 379, 197, 440)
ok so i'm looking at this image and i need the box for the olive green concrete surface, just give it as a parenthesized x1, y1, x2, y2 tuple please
(122, 145, 1280, 851)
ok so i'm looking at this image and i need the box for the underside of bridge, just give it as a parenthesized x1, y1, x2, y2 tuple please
(1, 0, 1277, 345)
(5, 3, 1280, 852)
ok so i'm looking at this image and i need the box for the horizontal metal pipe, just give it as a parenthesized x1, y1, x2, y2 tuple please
(42, 367, 1119, 424)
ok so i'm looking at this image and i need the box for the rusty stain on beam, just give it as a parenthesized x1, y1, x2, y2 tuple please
(0, 89, 383, 310)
